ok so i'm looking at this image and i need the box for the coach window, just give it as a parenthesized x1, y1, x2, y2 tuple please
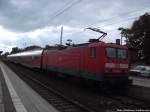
(90, 47, 96, 58)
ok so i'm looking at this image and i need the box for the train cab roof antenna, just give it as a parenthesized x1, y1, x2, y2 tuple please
(85, 27, 107, 42)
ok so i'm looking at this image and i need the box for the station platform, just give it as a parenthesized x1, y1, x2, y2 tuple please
(0, 61, 59, 112)
(129, 76, 150, 88)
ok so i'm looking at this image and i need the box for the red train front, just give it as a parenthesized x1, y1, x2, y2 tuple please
(42, 41, 128, 86)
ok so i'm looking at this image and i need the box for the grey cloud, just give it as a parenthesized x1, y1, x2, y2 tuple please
(0, 0, 149, 32)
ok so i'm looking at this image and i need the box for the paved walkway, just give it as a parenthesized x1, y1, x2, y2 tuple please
(129, 76, 150, 88)
(0, 69, 4, 112)
(0, 61, 59, 112)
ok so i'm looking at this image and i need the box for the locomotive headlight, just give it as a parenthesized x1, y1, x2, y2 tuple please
(105, 63, 115, 68)
(105, 63, 128, 68)
(119, 64, 128, 68)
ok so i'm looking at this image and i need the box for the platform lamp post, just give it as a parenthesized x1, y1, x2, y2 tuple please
(60, 26, 63, 46)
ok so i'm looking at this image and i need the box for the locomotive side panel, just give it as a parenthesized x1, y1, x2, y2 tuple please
(45, 48, 81, 76)
(43, 46, 107, 81)
(79, 46, 106, 81)
(60, 48, 80, 71)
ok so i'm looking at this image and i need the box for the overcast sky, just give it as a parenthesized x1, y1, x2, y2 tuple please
(0, 0, 150, 52)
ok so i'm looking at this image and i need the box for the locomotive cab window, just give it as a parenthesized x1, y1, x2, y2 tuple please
(117, 49, 127, 59)
(106, 48, 116, 58)
(90, 47, 96, 58)
(106, 48, 127, 59)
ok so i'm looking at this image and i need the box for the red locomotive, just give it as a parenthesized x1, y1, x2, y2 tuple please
(7, 28, 129, 87)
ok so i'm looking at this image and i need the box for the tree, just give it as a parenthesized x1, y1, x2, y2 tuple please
(0, 51, 3, 55)
(118, 13, 150, 63)
(11, 47, 21, 54)
(23, 45, 42, 51)
(45, 45, 51, 49)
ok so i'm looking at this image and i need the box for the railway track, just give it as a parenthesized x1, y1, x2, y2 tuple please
(4, 61, 150, 112)
(14, 68, 95, 112)
(106, 94, 150, 109)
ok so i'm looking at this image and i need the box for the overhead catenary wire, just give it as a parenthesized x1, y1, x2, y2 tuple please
(49, 0, 83, 21)
(34, 1, 150, 46)
(96, 7, 150, 25)
(64, 6, 150, 39)
(46, 0, 150, 30)
(73, 10, 150, 42)
(18, 0, 83, 48)
(86, 6, 150, 28)
(49, 1, 150, 37)
(48, 0, 150, 26)
(49, 0, 78, 17)
(98, 16, 139, 28)
(44, 1, 150, 46)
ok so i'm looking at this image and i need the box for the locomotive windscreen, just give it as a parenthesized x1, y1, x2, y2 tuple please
(117, 49, 127, 59)
(106, 48, 127, 59)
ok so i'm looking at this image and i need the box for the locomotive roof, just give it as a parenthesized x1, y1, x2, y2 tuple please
(7, 42, 127, 58)
(46, 42, 127, 50)
(104, 43, 127, 49)
(7, 49, 43, 57)
(72, 42, 127, 49)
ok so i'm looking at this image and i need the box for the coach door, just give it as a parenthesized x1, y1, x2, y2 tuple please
(42, 50, 48, 70)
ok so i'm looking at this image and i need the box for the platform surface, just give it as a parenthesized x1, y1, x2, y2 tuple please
(0, 61, 59, 112)
(0, 68, 4, 112)
(129, 76, 150, 88)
